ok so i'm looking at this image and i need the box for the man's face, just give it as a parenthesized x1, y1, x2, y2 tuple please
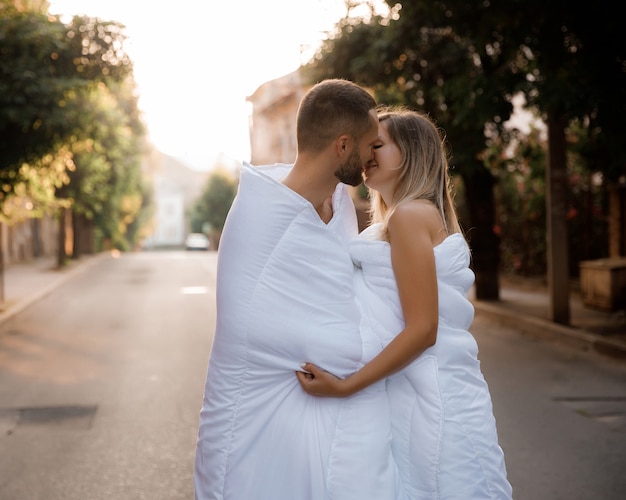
(334, 110, 378, 186)
(335, 146, 365, 186)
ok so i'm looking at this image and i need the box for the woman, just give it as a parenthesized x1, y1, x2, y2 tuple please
(297, 107, 513, 499)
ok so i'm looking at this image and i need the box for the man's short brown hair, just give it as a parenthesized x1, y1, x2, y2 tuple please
(296, 79, 376, 153)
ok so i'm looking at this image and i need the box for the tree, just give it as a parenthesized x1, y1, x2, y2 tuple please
(190, 168, 237, 248)
(509, 0, 626, 321)
(485, 125, 547, 277)
(0, 3, 147, 273)
(0, 4, 133, 198)
(419, 0, 626, 321)
(0, 4, 74, 193)
(59, 78, 146, 258)
(304, 1, 526, 299)
(303, 0, 626, 320)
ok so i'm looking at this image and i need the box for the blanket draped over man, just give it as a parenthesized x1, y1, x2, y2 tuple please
(194, 163, 400, 500)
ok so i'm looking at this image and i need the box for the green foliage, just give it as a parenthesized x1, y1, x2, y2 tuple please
(0, 2, 148, 254)
(0, 146, 72, 222)
(190, 169, 237, 239)
(303, 0, 624, 282)
(89, 122, 146, 252)
(486, 127, 547, 275)
(507, 0, 626, 182)
(0, 4, 133, 197)
(303, 0, 515, 296)
(562, 120, 610, 272)
(59, 77, 147, 250)
(0, 6, 77, 181)
(125, 176, 155, 250)
(487, 120, 611, 276)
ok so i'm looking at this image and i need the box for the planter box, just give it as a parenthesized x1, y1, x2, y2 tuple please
(579, 258, 626, 312)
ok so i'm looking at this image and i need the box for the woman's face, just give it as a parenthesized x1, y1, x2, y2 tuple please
(335, 109, 379, 186)
(362, 120, 403, 196)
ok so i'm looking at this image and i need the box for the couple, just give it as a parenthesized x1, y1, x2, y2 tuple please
(194, 79, 512, 499)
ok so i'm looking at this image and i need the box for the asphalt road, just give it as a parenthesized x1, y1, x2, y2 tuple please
(471, 313, 626, 499)
(0, 250, 624, 499)
(0, 251, 217, 500)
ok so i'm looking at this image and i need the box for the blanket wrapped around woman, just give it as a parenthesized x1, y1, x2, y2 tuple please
(194, 164, 400, 500)
(350, 223, 513, 500)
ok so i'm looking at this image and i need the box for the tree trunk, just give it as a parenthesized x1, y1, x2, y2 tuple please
(72, 210, 82, 260)
(32, 218, 42, 257)
(546, 112, 570, 324)
(462, 163, 500, 300)
(0, 223, 4, 305)
(56, 207, 73, 268)
(608, 185, 626, 257)
(72, 211, 94, 258)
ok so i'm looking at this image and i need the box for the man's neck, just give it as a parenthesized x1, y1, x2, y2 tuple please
(282, 157, 338, 222)
(316, 195, 334, 224)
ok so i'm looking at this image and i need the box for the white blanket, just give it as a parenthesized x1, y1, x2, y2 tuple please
(350, 224, 512, 499)
(194, 164, 400, 500)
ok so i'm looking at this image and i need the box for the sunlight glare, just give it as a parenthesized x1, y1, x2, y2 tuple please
(46, 1, 385, 170)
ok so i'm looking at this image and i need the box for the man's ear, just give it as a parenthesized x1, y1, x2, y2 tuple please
(335, 134, 350, 156)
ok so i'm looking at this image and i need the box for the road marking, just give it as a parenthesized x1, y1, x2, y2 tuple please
(181, 286, 208, 295)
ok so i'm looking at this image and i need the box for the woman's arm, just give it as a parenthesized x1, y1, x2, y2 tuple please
(296, 201, 443, 397)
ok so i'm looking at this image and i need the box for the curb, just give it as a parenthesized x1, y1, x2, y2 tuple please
(473, 300, 626, 361)
(0, 253, 109, 327)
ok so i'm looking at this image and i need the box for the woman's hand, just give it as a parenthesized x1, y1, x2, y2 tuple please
(295, 363, 353, 397)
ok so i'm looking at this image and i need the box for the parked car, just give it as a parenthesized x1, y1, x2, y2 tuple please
(185, 233, 210, 251)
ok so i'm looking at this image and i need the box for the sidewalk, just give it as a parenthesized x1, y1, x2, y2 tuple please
(0, 254, 625, 360)
(471, 276, 626, 360)
(0, 253, 110, 325)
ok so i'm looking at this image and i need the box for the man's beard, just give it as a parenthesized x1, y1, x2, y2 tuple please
(334, 147, 364, 186)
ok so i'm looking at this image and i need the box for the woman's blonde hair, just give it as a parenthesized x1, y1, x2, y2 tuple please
(369, 106, 463, 239)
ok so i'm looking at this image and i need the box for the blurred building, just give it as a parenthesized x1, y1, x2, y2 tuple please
(141, 148, 209, 249)
(247, 71, 308, 166)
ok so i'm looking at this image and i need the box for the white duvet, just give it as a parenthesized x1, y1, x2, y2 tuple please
(350, 224, 513, 499)
(194, 164, 400, 500)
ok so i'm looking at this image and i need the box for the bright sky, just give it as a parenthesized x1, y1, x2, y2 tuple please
(47, 0, 361, 170)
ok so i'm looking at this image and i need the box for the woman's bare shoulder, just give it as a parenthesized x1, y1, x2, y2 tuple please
(388, 200, 445, 244)
(389, 200, 440, 226)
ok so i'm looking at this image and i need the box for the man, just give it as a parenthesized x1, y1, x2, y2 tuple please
(194, 79, 400, 500)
